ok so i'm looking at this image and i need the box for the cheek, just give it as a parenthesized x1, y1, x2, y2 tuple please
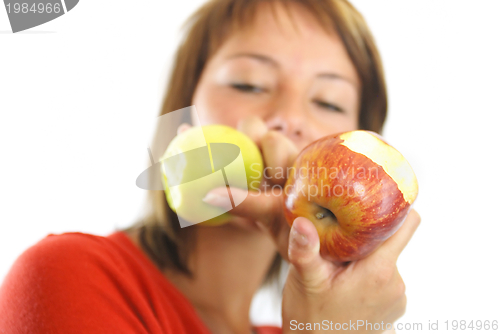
(307, 114, 359, 146)
(192, 84, 253, 128)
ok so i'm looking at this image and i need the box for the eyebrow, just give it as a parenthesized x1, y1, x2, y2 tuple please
(226, 53, 357, 87)
(227, 53, 279, 67)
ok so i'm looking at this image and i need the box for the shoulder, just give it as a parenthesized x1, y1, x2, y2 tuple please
(7, 232, 118, 283)
(0, 231, 117, 298)
(0, 232, 135, 333)
(5, 232, 105, 274)
(2, 231, 134, 297)
(19, 231, 110, 262)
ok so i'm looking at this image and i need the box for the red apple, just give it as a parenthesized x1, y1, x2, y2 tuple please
(283, 130, 418, 264)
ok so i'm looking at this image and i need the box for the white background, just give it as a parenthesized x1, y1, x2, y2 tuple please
(1, 0, 499, 331)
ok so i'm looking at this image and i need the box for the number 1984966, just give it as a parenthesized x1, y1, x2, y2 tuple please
(6, 3, 61, 14)
(445, 320, 498, 331)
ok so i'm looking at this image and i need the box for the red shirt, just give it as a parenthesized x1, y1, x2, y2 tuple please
(0, 231, 281, 334)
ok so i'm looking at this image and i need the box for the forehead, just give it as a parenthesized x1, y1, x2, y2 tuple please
(209, 1, 359, 87)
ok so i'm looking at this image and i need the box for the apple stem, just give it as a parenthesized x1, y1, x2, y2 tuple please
(316, 212, 325, 220)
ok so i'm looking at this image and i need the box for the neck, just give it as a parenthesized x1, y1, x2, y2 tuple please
(164, 223, 277, 334)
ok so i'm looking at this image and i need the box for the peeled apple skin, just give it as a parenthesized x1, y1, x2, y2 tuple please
(161, 124, 264, 226)
(283, 130, 418, 264)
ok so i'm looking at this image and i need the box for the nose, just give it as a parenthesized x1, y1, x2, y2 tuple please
(264, 92, 306, 140)
(266, 116, 303, 138)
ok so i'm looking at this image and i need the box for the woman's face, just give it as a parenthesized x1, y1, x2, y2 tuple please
(192, 2, 360, 151)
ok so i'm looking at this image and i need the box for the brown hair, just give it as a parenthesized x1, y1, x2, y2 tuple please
(123, 0, 388, 284)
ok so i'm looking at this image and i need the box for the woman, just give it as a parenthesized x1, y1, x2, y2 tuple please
(0, 0, 420, 333)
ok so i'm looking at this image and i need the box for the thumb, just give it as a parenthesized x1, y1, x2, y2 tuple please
(288, 217, 332, 290)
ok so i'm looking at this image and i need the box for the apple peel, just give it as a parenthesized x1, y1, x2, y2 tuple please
(283, 130, 418, 264)
(339, 131, 418, 205)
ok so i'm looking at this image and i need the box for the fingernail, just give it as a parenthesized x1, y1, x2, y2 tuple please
(177, 123, 191, 135)
(202, 191, 231, 209)
(291, 225, 309, 246)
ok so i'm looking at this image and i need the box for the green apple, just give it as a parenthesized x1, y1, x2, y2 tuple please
(160, 124, 263, 226)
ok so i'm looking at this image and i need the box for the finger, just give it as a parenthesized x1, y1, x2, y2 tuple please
(378, 209, 421, 262)
(177, 123, 191, 135)
(237, 116, 268, 146)
(203, 186, 291, 258)
(261, 131, 299, 185)
(288, 217, 336, 289)
(203, 187, 281, 225)
(237, 116, 300, 185)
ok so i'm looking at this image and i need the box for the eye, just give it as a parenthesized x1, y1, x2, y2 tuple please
(230, 83, 266, 93)
(313, 99, 344, 113)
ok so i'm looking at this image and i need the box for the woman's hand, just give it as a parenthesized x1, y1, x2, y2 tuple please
(201, 115, 299, 258)
(191, 118, 421, 333)
(282, 210, 420, 333)
(177, 116, 295, 256)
